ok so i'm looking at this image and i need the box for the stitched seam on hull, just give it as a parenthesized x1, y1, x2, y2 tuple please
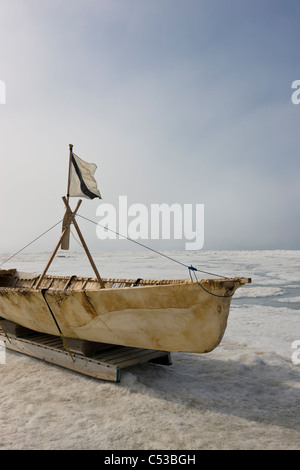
(70, 291, 122, 343)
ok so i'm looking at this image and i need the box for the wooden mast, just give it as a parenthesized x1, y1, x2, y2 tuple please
(35, 198, 82, 288)
(60, 144, 73, 250)
(35, 144, 105, 289)
(67, 143, 73, 203)
(62, 196, 105, 288)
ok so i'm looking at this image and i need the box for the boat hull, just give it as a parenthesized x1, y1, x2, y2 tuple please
(0, 272, 250, 353)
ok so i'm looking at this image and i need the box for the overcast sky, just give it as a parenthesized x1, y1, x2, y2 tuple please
(1, 0, 300, 254)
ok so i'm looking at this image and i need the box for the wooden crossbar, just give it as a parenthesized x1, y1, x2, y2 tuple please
(35, 197, 104, 289)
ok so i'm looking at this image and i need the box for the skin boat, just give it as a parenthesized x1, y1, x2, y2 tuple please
(0, 269, 250, 353)
(0, 145, 251, 355)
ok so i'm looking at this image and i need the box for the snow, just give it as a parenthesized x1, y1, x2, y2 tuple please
(0, 250, 299, 450)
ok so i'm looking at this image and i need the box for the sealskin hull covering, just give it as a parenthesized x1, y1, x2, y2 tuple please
(0, 270, 250, 353)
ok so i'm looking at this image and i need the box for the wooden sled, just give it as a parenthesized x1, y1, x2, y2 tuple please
(0, 319, 171, 383)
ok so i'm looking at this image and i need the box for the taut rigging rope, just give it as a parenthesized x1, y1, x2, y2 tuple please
(0, 213, 236, 298)
(77, 213, 230, 279)
(0, 219, 63, 268)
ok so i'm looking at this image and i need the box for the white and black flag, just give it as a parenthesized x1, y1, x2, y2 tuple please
(69, 153, 102, 200)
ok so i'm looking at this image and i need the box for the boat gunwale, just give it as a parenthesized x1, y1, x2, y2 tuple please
(0, 272, 251, 293)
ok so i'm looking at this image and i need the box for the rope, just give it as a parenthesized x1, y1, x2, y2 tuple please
(188, 266, 234, 298)
(0, 219, 63, 268)
(80, 213, 235, 298)
(41, 289, 75, 362)
(77, 213, 230, 279)
(70, 228, 83, 248)
(0, 212, 235, 299)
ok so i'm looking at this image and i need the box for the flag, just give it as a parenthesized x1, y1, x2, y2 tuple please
(69, 153, 102, 199)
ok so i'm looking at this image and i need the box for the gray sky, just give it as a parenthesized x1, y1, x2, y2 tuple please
(1, 0, 300, 253)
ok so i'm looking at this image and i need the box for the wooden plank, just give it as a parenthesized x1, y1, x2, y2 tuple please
(37, 336, 62, 346)
(0, 332, 119, 382)
(24, 332, 49, 342)
(35, 198, 82, 288)
(0, 269, 17, 287)
(92, 345, 171, 368)
(0, 319, 32, 338)
(0, 325, 171, 383)
(116, 350, 171, 368)
(103, 348, 157, 365)
(94, 346, 135, 362)
(149, 353, 172, 366)
(66, 337, 110, 356)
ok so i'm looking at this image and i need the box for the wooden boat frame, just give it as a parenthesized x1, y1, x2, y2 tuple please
(0, 144, 251, 379)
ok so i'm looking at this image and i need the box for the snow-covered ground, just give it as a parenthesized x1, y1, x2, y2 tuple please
(0, 250, 299, 449)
